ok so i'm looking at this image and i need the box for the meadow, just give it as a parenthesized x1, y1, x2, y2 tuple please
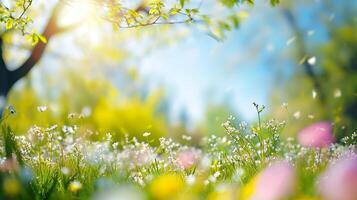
(1, 0, 357, 199)
(0, 106, 356, 200)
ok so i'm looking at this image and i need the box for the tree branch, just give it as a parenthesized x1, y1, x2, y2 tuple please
(9, 2, 64, 87)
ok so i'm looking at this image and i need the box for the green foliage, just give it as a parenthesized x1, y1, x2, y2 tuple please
(0, 0, 46, 45)
(0, 113, 355, 199)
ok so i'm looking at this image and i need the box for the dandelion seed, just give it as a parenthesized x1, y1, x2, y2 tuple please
(308, 56, 317, 65)
(286, 36, 296, 46)
(293, 111, 301, 119)
(266, 43, 274, 52)
(143, 132, 151, 137)
(312, 90, 317, 99)
(334, 89, 342, 98)
(307, 30, 315, 36)
(37, 106, 47, 112)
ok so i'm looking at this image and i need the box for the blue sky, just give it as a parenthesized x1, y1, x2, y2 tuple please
(137, 3, 297, 123)
(134, 0, 350, 124)
(22, 0, 352, 125)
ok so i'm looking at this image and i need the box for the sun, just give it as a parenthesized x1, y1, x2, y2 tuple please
(60, 0, 100, 27)
(59, 0, 106, 46)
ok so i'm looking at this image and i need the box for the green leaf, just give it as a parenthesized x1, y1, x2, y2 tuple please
(270, 0, 280, 6)
(180, 0, 185, 8)
(38, 34, 47, 44)
(246, 0, 254, 5)
(220, 0, 236, 8)
(6, 20, 13, 30)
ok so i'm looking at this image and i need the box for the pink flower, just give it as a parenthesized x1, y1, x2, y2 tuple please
(318, 156, 357, 200)
(251, 161, 296, 200)
(297, 121, 335, 148)
(177, 149, 199, 169)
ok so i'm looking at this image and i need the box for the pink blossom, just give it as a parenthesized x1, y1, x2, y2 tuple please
(318, 156, 357, 200)
(251, 161, 296, 200)
(177, 149, 199, 169)
(297, 121, 335, 148)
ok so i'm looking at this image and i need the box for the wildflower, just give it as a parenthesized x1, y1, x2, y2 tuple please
(318, 156, 357, 200)
(297, 121, 335, 148)
(186, 175, 195, 185)
(0, 157, 19, 172)
(80, 106, 92, 117)
(307, 114, 315, 119)
(177, 149, 199, 169)
(3, 177, 21, 197)
(37, 106, 47, 112)
(312, 90, 317, 99)
(334, 88, 342, 98)
(213, 171, 221, 178)
(207, 184, 235, 200)
(241, 161, 296, 200)
(150, 174, 184, 200)
(143, 132, 151, 137)
(61, 167, 71, 175)
(69, 180, 82, 193)
(293, 111, 301, 119)
(182, 134, 192, 141)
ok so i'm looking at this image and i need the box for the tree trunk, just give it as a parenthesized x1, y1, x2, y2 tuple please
(0, 38, 10, 117)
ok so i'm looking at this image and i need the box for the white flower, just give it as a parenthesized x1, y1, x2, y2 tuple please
(293, 111, 301, 119)
(312, 90, 317, 99)
(37, 106, 47, 112)
(143, 132, 151, 137)
(61, 167, 71, 175)
(186, 175, 196, 185)
(213, 171, 221, 178)
(334, 89, 342, 98)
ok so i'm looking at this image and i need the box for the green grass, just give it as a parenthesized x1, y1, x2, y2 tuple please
(0, 112, 356, 200)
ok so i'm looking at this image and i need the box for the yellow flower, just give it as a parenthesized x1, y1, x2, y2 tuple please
(68, 180, 82, 193)
(150, 174, 184, 200)
(3, 177, 21, 197)
(207, 185, 237, 200)
(239, 176, 258, 200)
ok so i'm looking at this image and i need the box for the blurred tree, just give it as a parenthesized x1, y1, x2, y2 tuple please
(0, 0, 276, 115)
(270, 0, 357, 140)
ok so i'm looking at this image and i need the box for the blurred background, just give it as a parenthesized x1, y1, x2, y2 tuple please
(2, 0, 356, 142)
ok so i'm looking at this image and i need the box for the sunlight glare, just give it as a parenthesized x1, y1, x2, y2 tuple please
(60, 0, 99, 26)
